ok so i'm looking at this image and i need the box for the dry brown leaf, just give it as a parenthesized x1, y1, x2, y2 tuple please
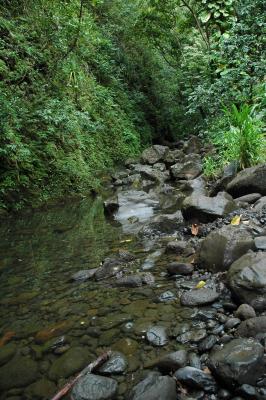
(191, 223, 199, 236)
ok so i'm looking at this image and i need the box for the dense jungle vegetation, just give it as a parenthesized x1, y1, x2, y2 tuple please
(0, 0, 265, 210)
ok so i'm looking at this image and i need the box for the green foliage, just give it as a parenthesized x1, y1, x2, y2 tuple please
(203, 103, 265, 176)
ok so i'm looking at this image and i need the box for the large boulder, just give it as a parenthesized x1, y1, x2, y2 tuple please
(209, 338, 264, 387)
(141, 145, 169, 165)
(128, 373, 177, 400)
(236, 316, 266, 337)
(200, 225, 255, 272)
(228, 252, 266, 310)
(181, 192, 236, 222)
(253, 196, 266, 212)
(163, 149, 184, 166)
(226, 164, 266, 197)
(71, 373, 117, 400)
(171, 160, 202, 180)
(133, 164, 169, 183)
(138, 212, 183, 238)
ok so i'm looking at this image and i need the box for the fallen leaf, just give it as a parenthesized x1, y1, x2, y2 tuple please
(191, 224, 199, 236)
(0, 331, 16, 347)
(195, 280, 206, 289)
(231, 215, 241, 225)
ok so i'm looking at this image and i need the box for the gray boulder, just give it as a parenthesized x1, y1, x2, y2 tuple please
(72, 373, 117, 400)
(235, 193, 261, 204)
(146, 350, 188, 373)
(209, 338, 264, 387)
(167, 262, 194, 275)
(97, 352, 127, 375)
(253, 196, 266, 212)
(200, 225, 255, 272)
(181, 192, 236, 222)
(171, 160, 202, 180)
(128, 373, 177, 400)
(236, 316, 266, 338)
(227, 164, 266, 197)
(174, 366, 217, 393)
(180, 288, 219, 306)
(141, 145, 169, 165)
(133, 164, 169, 183)
(163, 149, 184, 166)
(255, 236, 266, 250)
(228, 252, 266, 310)
(235, 304, 256, 320)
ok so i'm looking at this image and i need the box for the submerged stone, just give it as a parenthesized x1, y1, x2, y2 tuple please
(0, 356, 38, 391)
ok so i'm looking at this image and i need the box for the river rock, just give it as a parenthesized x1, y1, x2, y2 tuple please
(146, 326, 168, 346)
(72, 373, 117, 400)
(235, 304, 256, 320)
(181, 289, 219, 306)
(254, 196, 266, 211)
(0, 343, 16, 366)
(200, 225, 255, 272)
(139, 212, 183, 237)
(235, 193, 261, 204)
(182, 192, 236, 222)
(114, 275, 142, 288)
(228, 252, 266, 310)
(167, 262, 194, 275)
(128, 373, 177, 400)
(226, 164, 266, 197)
(0, 355, 38, 391)
(236, 316, 266, 338)
(141, 145, 169, 165)
(176, 329, 207, 344)
(24, 378, 56, 399)
(180, 177, 207, 195)
(97, 352, 127, 375)
(255, 236, 266, 250)
(198, 335, 217, 352)
(133, 164, 169, 183)
(171, 160, 202, 180)
(174, 367, 217, 393)
(35, 321, 72, 344)
(147, 350, 188, 373)
(166, 240, 187, 254)
(72, 269, 98, 282)
(209, 338, 264, 387)
(49, 347, 90, 381)
(164, 149, 183, 166)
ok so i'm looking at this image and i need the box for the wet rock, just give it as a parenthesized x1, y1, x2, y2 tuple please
(236, 384, 259, 399)
(158, 291, 176, 302)
(72, 373, 117, 400)
(24, 378, 56, 399)
(146, 326, 168, 347)
(180, 177, 207, 195)
(0, 344, 16, 366)
(177, 329, 207, 344)
(200, 225, 255, 273)
(147, 350, 188, 373)
(181, 289, 219, 306)
(235, 304, 256, 320)
(133, 164, 170, 183)
(141, 145, 169, 165)
(236, 316, 266, 338)
(113, 338, 138, 356)
(97, 352, 127, 375)
(226, 164, 266, 197)
(128, 373, 177, 400)
(209, 338, 264, 387)
(171, 160, 202, 180)
(167, 262, 194, 275)
(188, 353, 201, 370)
(224, 318, 241, 330)
(72, 269, 98, 282)
(182, 192, 236, 222)
(35, 321, 72, 344)
(139, 212, 183, 237)
(0, 356, 38, 391)
(104, 197, 119, 215)
(255, 236, 266, 250)
(166, 240, 187, 254)
(211, 161, 238, 196)
(198, 335, 217, 352)
(254, 196, 266, 212)
(164, 149, 183, 166)
(49, 347, 90, 381)
(235, 193, 262, 204)
(228, 252, 266, 310)
(174, 367, 217, 393)
(114, 275, 142, 288)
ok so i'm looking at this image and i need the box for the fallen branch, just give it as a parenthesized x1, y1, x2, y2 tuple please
(50, 350, 112, 400)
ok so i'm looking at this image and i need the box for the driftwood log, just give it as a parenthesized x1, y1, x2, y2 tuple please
(50, 350, 112, 400)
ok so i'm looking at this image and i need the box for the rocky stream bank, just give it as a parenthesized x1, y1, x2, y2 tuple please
(0, 137, 266, 400)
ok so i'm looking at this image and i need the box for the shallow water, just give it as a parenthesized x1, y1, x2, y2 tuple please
(0, 192, 194, 399)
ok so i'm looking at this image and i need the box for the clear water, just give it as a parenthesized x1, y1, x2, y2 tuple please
(0, 193, 191, 399)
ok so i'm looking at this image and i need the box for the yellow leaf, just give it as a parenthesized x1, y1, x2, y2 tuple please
(231, 215, 241, 225)
(195, 280, 206, 289)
